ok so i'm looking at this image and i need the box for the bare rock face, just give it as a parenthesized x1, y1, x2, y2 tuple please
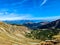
(40, 40, 60, 45)
(40, 41, 54, 45)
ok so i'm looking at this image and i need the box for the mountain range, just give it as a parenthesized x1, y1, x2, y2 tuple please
(3, 20, 49, 25)
(23, 19, 60, 29)
(2, 19, 60, 29)
(23, 22, 49, 30)
(2, 20, 49, 30)
(37, 19, 60, 29)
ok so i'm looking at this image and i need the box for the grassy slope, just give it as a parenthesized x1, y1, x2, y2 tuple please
(0, 22, 40, 45)
(0, 22, 60, 45)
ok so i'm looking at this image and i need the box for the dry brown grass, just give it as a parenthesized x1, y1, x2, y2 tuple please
(0, 22, 40, 45)
(0, 22, 60, 45)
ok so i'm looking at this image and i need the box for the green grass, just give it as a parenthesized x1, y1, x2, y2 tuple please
(25, 29, 60, 41)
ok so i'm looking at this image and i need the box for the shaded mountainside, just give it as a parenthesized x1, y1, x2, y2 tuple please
(23, 22, 49, 30)
(23, 19, 60, 29)
(37, 19, 60, 29)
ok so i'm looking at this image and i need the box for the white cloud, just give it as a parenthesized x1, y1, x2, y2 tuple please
(0, 11, 33, 21)
(32, 16, 60, 20)
(40, 0, 47, 6)
(0, 11, 60, 21)
(0, 9, 60, 21)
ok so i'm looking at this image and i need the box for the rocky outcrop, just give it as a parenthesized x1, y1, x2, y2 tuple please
(40, 40, 60, 45)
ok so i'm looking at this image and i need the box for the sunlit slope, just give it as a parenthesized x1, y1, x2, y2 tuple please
(0, 22, 40, 45)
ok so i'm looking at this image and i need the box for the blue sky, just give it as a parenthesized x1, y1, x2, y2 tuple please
(0, 0, 60, 20)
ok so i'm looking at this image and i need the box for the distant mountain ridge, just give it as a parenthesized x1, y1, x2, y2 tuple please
(23, 22, 49, 30)
(22, 19, 60, 30)
(2, 20, 50, 30)
(3, 20, 41, 24)
(3, 19, 60, 30)
(37, 19, 60, 29)
(3, 20, 49, 25)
